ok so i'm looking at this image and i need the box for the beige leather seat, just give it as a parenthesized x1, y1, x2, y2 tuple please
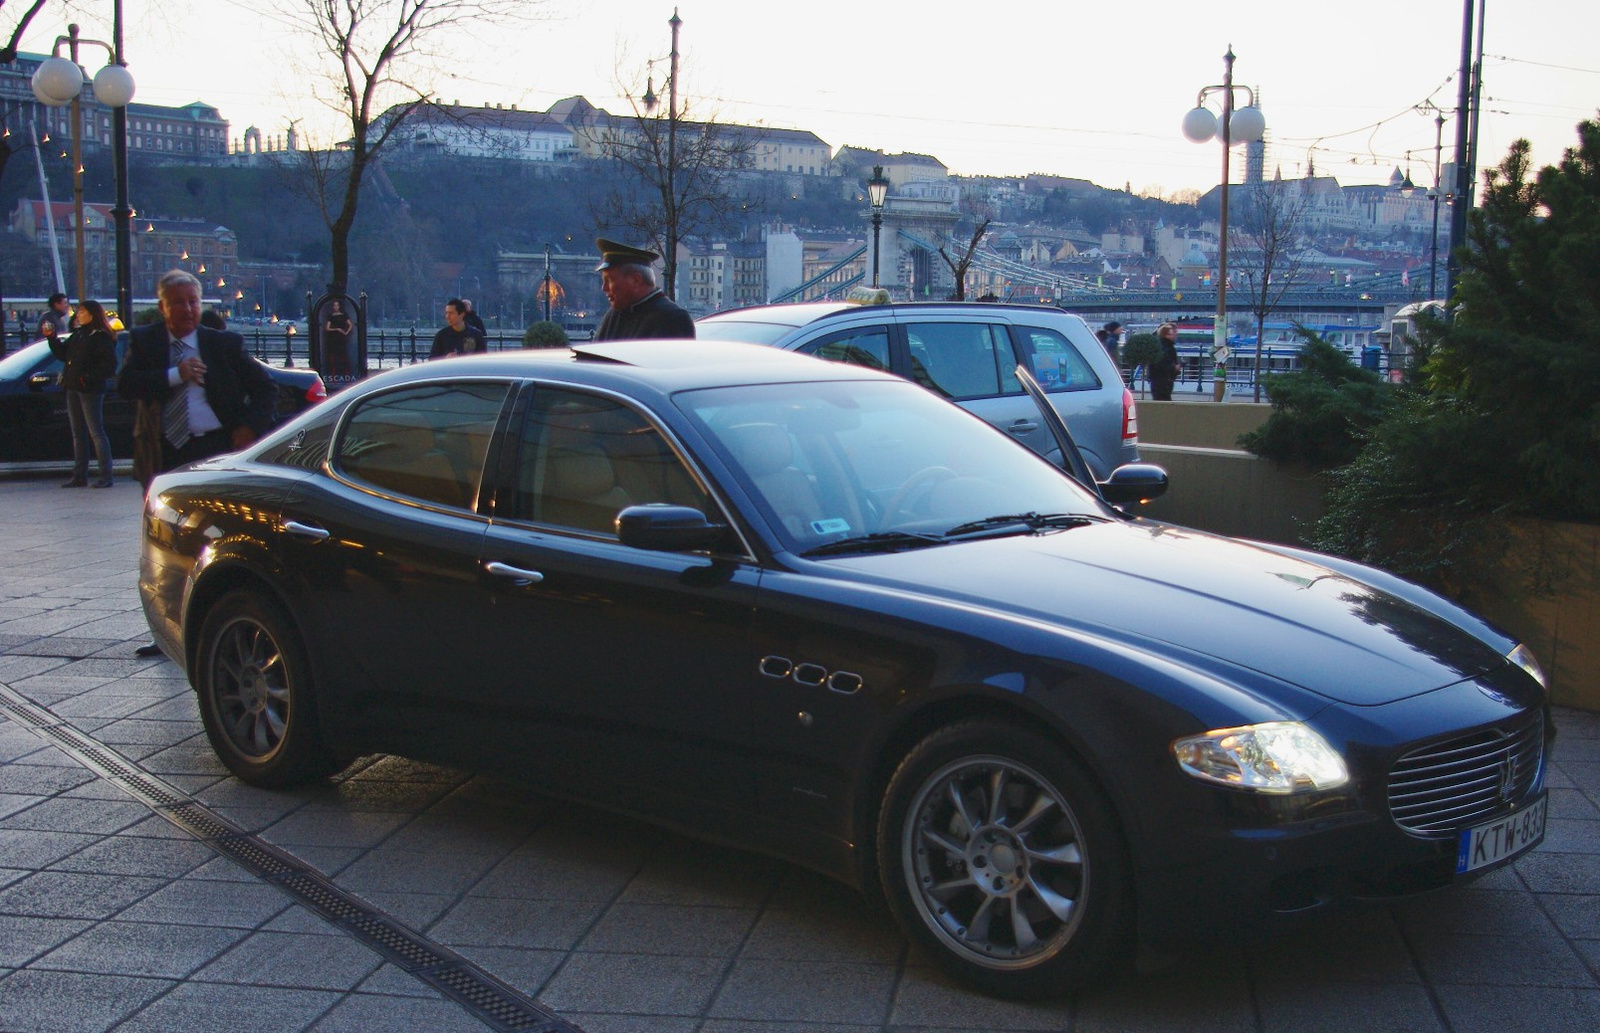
(723, 422, 824, 538)
(541, 444, 634, 533)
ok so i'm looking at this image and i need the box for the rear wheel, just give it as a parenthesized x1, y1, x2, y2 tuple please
(195, 589, 341, 787)
(877, 720, 1131, 997)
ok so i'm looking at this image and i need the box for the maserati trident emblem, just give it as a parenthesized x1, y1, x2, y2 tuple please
(1498, 754, 1516, 803)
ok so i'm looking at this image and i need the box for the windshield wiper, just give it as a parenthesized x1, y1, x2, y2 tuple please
(801, 531, 948, 557)
(942, 512, 1102, 539)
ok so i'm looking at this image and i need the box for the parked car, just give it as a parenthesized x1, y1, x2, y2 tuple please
(696, 301, 1138, 478)
(0, 337, 327, 463)
(139, 341, 1549, 998)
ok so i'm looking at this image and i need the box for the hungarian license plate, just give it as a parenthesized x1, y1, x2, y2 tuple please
(1456, 793, 1546, 874)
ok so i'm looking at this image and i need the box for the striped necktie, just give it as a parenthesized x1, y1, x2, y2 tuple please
(163, 340, 189, 449)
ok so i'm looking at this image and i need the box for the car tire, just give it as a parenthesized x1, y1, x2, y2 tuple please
(876, 720, 1131, 997)
(195, 588, 342, 787)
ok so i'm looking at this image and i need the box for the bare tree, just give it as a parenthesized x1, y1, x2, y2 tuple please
(592, 93, 758, 301)
(1229, 178, 1310, 400)
(938, 217, 991, 302)
(259, 0, 529, 292)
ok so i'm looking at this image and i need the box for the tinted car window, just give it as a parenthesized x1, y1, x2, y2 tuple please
(799, 327, 891, 371)
(513, 386, 712, 534)
(904, 323, 1020, 400)
(337, 382, 509, 509)
(1019, 326, 1103, 392)
(257, 404, 340, 470)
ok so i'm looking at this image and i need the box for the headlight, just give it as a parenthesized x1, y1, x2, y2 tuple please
(1172, 721, 1349, 794)
(1507, 643, 1547, 688)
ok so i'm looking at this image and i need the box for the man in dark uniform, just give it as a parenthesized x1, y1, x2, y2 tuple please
(592, 238, 695, 341)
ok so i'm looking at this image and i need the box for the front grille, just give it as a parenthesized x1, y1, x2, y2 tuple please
(1388, 713, 1544, 835)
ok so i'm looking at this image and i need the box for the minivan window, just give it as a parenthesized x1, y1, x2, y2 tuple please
(904, 323, 1020, 400)
(1019, 327, 1103, 392)
(801, 327, 890, 371)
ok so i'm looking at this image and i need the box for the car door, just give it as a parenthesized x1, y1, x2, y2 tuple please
(896, 319, 1059, 458)
(470, 382, 763, 821)
(272, 380, 511, 744)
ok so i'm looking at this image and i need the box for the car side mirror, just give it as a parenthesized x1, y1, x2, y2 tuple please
(616, 504, 729, 552)
(1100, 463, 1169, 506)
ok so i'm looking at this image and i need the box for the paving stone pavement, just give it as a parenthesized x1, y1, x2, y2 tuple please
(0, 475, 1597, 1033)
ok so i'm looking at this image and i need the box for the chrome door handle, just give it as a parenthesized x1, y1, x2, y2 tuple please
(1007, 421, 1038, 435)
(485, 561, 544, 586)
(283, 521, 330, 541)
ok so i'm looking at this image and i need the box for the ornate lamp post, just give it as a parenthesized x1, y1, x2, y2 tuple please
(30, 20, 136, 310)
(867, 165, 889, 288)
(542, 243, 553, 322)
(1182, 46, 1266, 402)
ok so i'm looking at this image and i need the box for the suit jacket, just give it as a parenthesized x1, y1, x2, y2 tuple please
(117, 322, 277, 484)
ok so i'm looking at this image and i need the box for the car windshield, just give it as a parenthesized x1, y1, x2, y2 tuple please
(693, 320, 802, 346)
(677, 378, 1109, 554)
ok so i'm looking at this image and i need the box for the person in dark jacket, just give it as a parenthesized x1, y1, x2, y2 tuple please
(51, 299, 119, 488)
(592, 238, 695, 341)
(1151, 322, 1181, 401)
(429, 298, 487, 358)
(118, 269, 276, 487)
(120, 270, 277, 657)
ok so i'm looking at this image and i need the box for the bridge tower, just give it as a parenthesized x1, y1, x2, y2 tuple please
(870, 197, 960, 299)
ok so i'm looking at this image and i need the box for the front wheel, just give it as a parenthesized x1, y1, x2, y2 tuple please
(194, 588, 341, 787)
(876, 720, 1131, 997)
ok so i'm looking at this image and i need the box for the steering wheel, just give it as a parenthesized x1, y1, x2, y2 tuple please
(882, 466, 957, 526)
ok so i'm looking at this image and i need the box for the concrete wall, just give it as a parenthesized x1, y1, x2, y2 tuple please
(1132, 400, 1597, 711)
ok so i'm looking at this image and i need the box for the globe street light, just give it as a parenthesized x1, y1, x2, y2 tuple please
(868, 165, 889, 288)
(1182, 45, 1265, 402)
(31, 22, 135, 310)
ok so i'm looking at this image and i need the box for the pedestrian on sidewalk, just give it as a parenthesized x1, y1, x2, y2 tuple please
(1151, 322, 1181, 401)
(37, 292, 71, 340)
(593, 238, 694, 341)
(50, 299, 118, 488)
(428, 299, 487, 358)
(118, 269, 277, 657)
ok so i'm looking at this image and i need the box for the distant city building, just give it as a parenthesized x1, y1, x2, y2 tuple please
(382, 102, 578, 161)
(9, 200, 236, 298)
(679, 239, 766, 316)
(0, 52, 229, 158)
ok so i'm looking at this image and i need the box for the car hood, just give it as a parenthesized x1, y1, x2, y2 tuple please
(824, 520, 1507, 706)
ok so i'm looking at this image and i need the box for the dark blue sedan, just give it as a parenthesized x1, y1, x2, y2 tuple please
(136, 340, 1550, 997)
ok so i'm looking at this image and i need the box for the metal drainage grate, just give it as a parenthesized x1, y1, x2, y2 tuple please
(0, 683, 583, 1033)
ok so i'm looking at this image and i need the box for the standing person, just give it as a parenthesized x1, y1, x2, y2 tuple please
(460, 298, 487, 337)
(50, 299, 118, 489)
(322, 299, 353, 376)
(428, 298, 486, 358)
(1098, 321, 1123, 360)
(120, 269, 278, 657)
(1151, 322, 1181, 401)
(38, 293, 72, 340)
(592, 238, 694, 341)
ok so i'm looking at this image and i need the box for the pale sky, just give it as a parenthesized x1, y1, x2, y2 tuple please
(26, 0, 1600, 199)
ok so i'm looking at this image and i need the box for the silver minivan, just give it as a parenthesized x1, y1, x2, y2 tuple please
(696, 301, 1139, 478)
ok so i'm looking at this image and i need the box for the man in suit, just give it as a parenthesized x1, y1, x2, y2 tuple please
(119, 269, 277, 655)
(592, 238, 695, 341)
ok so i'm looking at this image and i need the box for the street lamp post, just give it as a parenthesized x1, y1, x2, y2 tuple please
(642, 8, 682, 299)
(1428, 110, 1445, 300)
(542, 243, 553, 323)
(868, 165, 889, 288)
(30, 20, 136, 308)
(1182, 46, 1266, 402)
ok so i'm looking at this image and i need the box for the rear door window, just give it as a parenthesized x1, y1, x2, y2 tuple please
(336, 382, 510, 510)
(903, 323, 1021, 400)
(1017, 326, 1102, 391)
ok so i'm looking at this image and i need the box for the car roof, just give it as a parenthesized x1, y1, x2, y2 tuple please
(699, 300, 1089, 329)
(350, 339, 893, 397)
